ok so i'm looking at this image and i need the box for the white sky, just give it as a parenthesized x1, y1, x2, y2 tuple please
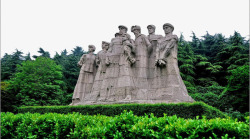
(1, 0, 249, 58)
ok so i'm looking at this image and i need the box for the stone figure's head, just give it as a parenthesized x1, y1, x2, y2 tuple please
(88, 45, 96, 52)
(118, 25, 128, 34)
(131, 25, 141, 35)
(147, 25, 156, 34)
(115, 32, 121, 37)
(102, 41, 110, 50)
(163, 23, 174, 34)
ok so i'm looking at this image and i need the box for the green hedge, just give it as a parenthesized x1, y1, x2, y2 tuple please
(1, 111, 249, 138)
(18, 102, 226, 119)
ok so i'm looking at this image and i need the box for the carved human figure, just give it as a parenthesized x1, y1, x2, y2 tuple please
(119, 26, 136, 65)
(100, 26, 136, 102)
(152, 23, 193, 102)
(131, 25, 151, 89)
(89, 41, 110, 101)
(71, 45, 96, 105)
(96, 41, 110, 74)
(147, 25, 163, 85)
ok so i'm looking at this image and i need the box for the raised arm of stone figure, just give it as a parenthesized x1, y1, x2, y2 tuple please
(155, 35, 178, 66)
(77, 54, 87, 67)
(95, 52, 101, 67)
(158, 38, 178, 65)
(130, 39, 136, 53)
(105, 40, 114, 66)
(142, 35, 152, 52)
(122, 34, 132, 46)
(108, 40, 114, 53)
(161, 36, 178, 59)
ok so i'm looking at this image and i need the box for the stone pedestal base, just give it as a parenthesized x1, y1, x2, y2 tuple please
(73, 88, 194, 105)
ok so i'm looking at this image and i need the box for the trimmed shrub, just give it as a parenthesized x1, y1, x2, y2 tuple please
(1, 111, 249, 138)
(18, 102, 226, 119)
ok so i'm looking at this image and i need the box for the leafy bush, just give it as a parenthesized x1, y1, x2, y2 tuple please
(18, 102, 227, 119)
(189, 85, 241, 113)
(1, 111, 249, 138)
(6, 57, 67, 107)
(1, 82, 18, 112)
(223, 64, 249, 113)
(196, 85, 225, 94)
(224, 108, 249, 122)
(190, 92, 220, 109)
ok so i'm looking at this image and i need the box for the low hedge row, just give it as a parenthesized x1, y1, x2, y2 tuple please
(18, 102, 226, 119)
(2, 111, 249, 138)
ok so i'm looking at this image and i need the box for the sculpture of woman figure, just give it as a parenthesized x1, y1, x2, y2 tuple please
(147, 25, 163, 85)
(71, 45, 97, 105)
(89, 41, 110, 102)
(152, 23, 193, 102)
(131, 25, 151, 90)
(100, 25, 136, 102)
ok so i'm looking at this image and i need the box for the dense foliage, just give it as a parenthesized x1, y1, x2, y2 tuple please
(4, 57, 67, 111)
(18, 102, 227, 119)
(177, 31, 249, 113)
(1, 111, 249, 138)
(1, 31, 249, 114)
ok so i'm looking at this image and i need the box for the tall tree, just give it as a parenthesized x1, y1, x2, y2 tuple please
(52, 46, 86, 104)
(72, 46, 84, 56)
(190, 32, 199, 48)
(24, 52, 32, 61)
(7, 57, 66, 106)
(1, 49, 24, 81)
(228, 31, 244, 46)
(219, 65, 249, 112)
(178, 36, 196, 87)
(33, 47, 51, 58)
(200, 31, 216, 59)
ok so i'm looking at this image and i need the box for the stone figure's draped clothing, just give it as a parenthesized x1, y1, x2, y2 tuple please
(72, 53, 96, 102)
(90, 50, 108, 101)
(152, 35, 193, 102)
(96, 50, 108, 72)
(147, 34, 163, 87)
(133, 34, 151, 89)
(100, 36, 136, 101)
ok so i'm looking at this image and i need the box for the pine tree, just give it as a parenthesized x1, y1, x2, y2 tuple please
(33, 47, 51, 58)
(1, 49, 24, 81)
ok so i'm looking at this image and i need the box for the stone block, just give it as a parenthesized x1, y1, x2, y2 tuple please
(151, 88, 173, 100)
(135, 56, 148, 68)
(105, 67, 119, 78)
(117, 76, 135, 87)
(135, 89, 148, 100)
(134, 68, 148, 78)
(135, 77, 149, 89)
(92, 81, 102, 91)
(119, 65, 133, 76)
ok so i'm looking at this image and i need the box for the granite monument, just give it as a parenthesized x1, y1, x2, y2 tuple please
(71, 23, 194, 105)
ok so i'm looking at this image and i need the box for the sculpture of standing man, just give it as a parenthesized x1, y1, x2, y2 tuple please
(152, 23, 193, 102)
(100, 26, 136, 102)
(71, 45, 96, 105)
(131, 25, 151, 90)
(89, 41, 110, 101)
(147, 25, 163, 86)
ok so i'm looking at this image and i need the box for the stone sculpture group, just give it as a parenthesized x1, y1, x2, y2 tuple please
(70, 23, 194, 105)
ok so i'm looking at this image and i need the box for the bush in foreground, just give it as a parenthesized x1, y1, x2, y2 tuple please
(1, 111, 249, 138)
(18, 102, 226, 119)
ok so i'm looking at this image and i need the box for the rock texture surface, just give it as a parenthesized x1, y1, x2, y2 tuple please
(71, 23, 194, 105)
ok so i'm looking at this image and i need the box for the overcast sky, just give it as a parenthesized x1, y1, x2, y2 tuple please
(2, 0, 249, 58)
